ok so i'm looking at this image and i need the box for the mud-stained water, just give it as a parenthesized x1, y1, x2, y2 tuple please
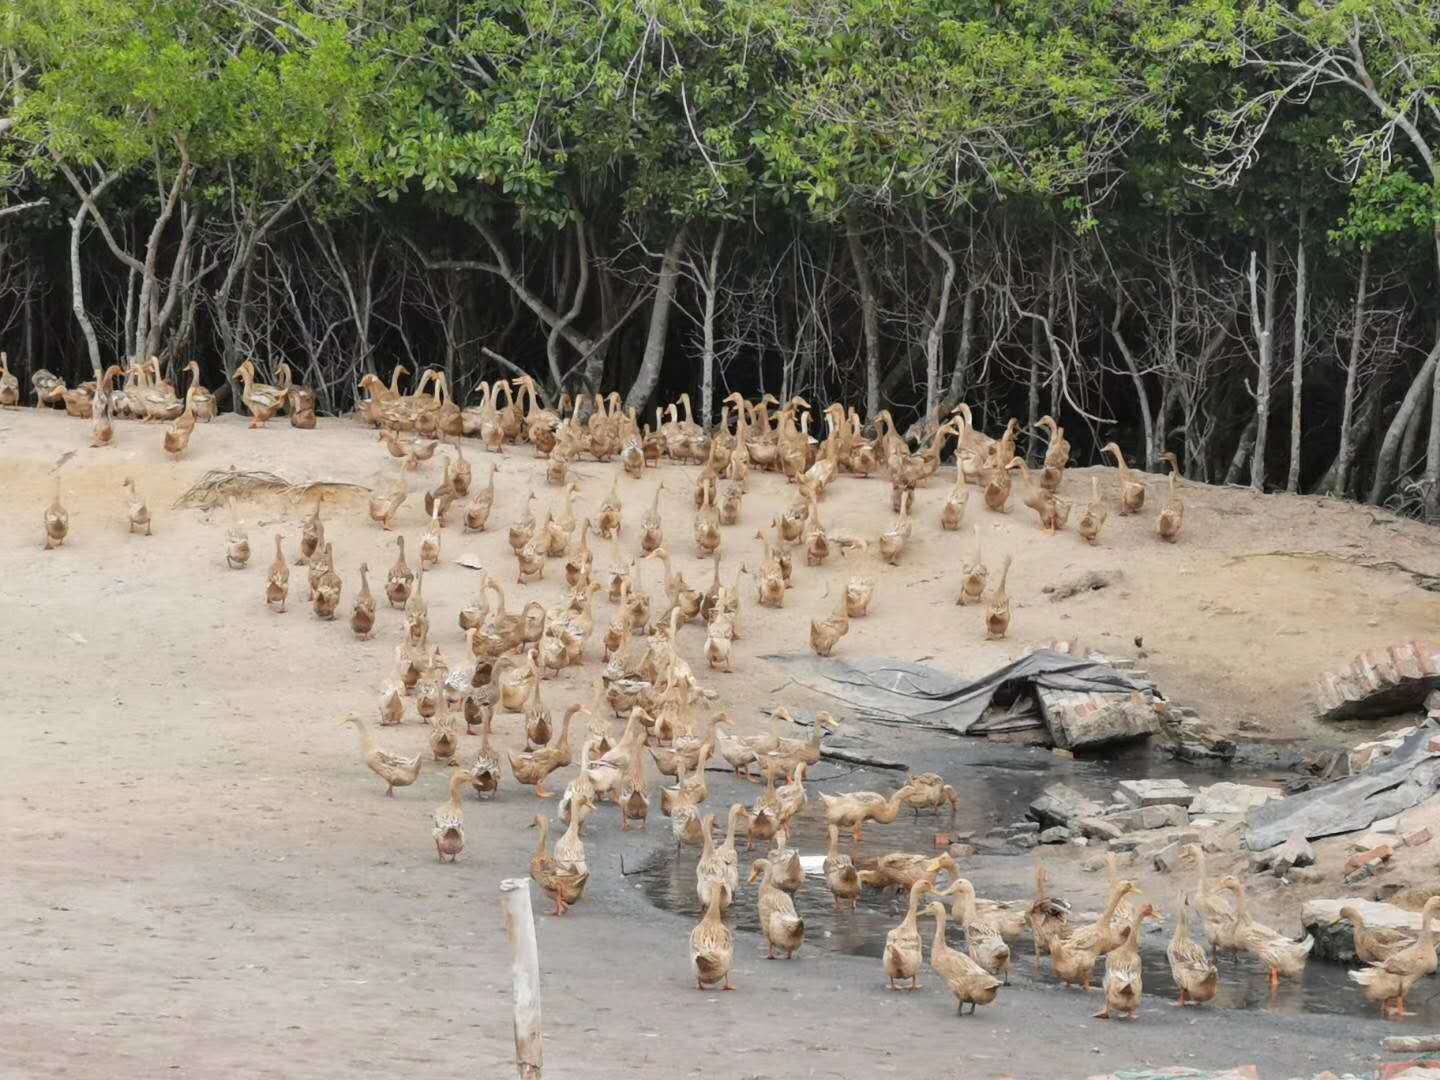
(639, 741, 1432, 1022)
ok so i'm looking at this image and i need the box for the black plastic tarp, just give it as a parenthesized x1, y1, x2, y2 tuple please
(761, 649, 1157, 735)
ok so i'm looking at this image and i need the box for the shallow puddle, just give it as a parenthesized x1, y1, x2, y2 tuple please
(638, 740, 1428, 1022)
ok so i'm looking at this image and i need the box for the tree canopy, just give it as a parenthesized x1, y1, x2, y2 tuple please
(4, 0, 1440, 515)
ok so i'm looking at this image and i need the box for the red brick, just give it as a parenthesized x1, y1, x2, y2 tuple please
(1345, 844, 1395, 873)
(1405, 828, 1433, 848)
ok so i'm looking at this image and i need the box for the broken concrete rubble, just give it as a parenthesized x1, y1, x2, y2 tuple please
(1151, 842, 1182, 872)
(1117, 778, 1195, 808)
(1101, 804, 1190, 833)
(1190, 782, 1283, 816)
(1028, 782, 1104, 830)
(1271, 830, 1317, 873)
(1157, 709, 1240, 764)
(1039, 683, 1162, 750)
(1079, 817, 1124, 842)
(1038, 826, 1071, 844)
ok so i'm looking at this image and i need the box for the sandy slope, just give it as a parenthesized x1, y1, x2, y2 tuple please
(2, 407, 1434, 1079)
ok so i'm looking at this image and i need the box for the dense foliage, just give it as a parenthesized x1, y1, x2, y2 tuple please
(3, 0, 1440, 514)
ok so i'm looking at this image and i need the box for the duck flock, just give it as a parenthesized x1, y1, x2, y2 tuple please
(21, 356, 1434, 1024)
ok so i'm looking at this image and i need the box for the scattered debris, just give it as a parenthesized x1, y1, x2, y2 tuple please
(1042, 568, 1123, 602)
(1348, 832, 1395, 852)
(1102, 804, 1189, 833)
(173, 467, 368, 510)
(1151, 842, 1182, 873)
(1039, 686, 1162, 750)
(1383, 1036, 1440, 1054)
(1039, 826, 1072, 844)
(1381, 1064, 1440, 1080)
(1271, 830, 1317, 874)
(1079, 818, 1125, 842)
(1344, 844, 1395, 874)
(1159, 712, 1238, 763)
(1085, 1064, 1258, 1079)
(1190, 782, 1283, 816)
(1314, 640, 1440, 722)
(1029, 783, 1104, 830)
(1117, 778, 1195, 808)
(1352, 727, 1421, 772)
(1247, 722, 1440, 851)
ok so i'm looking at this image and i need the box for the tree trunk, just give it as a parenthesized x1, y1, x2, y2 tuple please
(845, 210, 881, 420)
(1154, 378, 1177, 468)
(624, 223, 688, 412)
(1046, 238, 1062, 420)
(1026, 319, 1041, 463)
(699, 225, 725, 427)
(1313, 384, 1379, 496)
(1225, 416, 1258, 486)
(1402, 380, 1430, 474)
(1247, 236, 1277, 491)
(22, 279, 34, 370)
(545, 222, 589, 398)
(132, 151, 192, 362)
(1369, 340, 1440, 504)
(1425, 356, 1440, 520)
(1109, 301, 1155, 471)
(1331, 250, 1370, 496)
(920, 226, 955, 422)
(1286, 214, 1307, 492)
(1427, 222, 1440, 520)
(66, 179, 116, 378)
(940, 285, 976, 410)
(1355, 375, 1386, 499)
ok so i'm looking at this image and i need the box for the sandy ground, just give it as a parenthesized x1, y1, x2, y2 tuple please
(4, 407, 1438, 1080)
